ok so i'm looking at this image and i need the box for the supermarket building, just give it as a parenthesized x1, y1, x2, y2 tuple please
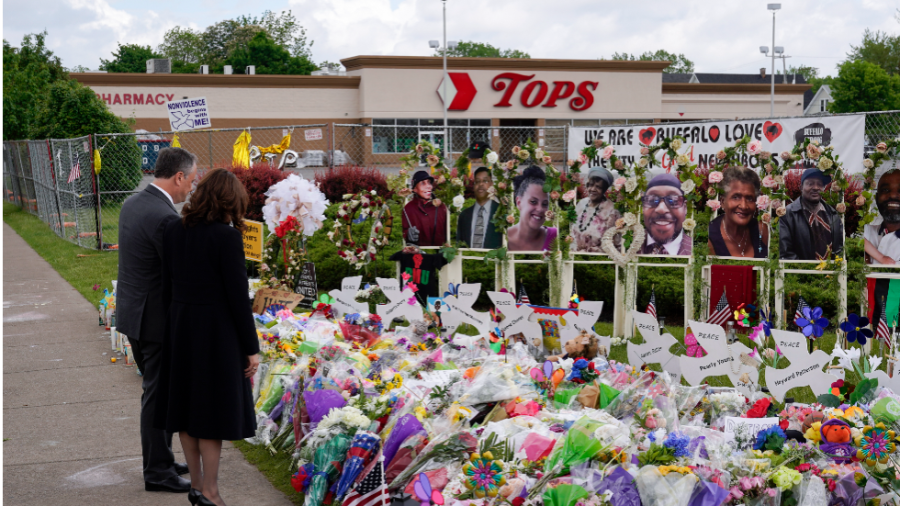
(72, 55, 812, 166)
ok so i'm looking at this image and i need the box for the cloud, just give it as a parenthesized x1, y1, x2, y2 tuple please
(4, 0, 898, 77)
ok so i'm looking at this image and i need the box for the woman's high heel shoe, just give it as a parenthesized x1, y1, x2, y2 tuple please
(188, 488, 202, 505)
(196, 493, 220, 506)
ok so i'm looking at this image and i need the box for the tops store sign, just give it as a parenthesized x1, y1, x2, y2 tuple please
(166, 96, 211, 131)
(437, 72, 598, 112)
(567, 114, 866, 173)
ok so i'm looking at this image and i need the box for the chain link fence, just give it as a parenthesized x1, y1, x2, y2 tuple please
(4, 114, 899, 251)
(331, 124, 568, 173)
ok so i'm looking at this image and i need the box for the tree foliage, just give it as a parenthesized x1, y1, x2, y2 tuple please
(157, 26, 204, 73)
(3, 31, 68, 140)
(99, 43, 161, 73)
(829, 60, 900, 113)
(438, 41, 530, 59)
(847, 28, 900, 76)
(610, 50, 695, 73)
(225, 31, 316, 75)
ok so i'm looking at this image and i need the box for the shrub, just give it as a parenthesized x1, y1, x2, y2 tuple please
(229, 163, 288, 221)
(314, 165, 391, 203)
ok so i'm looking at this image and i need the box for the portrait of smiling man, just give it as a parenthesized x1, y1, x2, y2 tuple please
(640, 173, 692, 256)
(864, 169, 900, 265)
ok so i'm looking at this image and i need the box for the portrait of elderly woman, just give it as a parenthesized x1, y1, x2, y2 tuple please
(570, 166, 621, 253)
(707, 166, 769, 258)
(507, 166, 558, 251)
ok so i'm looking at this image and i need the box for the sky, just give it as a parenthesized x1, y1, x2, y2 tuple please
(3, 0, 899, 78)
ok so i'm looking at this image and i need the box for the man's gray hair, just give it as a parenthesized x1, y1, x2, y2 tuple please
(154, 147, 198, 179)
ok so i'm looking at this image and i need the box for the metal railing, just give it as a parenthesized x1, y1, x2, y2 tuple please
(4, 114, 898, 251)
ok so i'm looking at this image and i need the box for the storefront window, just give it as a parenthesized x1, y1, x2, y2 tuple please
(372, 119, 491, 154)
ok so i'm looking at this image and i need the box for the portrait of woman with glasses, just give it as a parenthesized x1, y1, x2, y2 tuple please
(639, 173, 692, 256)
(708, 166, 768, 258)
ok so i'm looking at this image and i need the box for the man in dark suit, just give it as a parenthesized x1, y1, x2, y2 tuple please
(780, 168, 843, 260)
(118, 147, 198, 493)
(457, 167, 502, 249)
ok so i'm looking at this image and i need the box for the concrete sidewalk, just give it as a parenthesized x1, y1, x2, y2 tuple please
(3, 223, 293, 506)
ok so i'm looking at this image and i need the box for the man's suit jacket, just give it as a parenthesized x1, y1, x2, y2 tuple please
(457, 200, 502, 249)
(117, 185, 179, 342)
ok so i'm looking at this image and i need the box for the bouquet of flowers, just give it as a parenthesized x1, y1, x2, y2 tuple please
(333, 431, 381, 500)
(293, 433, 351, 506)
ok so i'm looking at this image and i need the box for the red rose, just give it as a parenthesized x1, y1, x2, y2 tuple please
(512, 498, 525, 506)
(746, 398, 771, 418)
(779, 419, 789, 430)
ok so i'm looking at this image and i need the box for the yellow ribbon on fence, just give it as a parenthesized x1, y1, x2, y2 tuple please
(93, 149, 101, 174)
(233, 130, 252, 169)
(258, 133, 291, 155)
(171, 133, 181, 148)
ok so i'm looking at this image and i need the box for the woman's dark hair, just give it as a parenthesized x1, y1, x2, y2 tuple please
(513, 165, 547, 200)
(182, 168, 249, 232)
(721, 166, 761, 196)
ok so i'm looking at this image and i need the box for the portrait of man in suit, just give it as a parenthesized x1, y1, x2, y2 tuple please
(457, 167, 502, 249)
(640, 173, 692, 256)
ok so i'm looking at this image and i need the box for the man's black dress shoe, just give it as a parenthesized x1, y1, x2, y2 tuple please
(145, 475, 191, 493)
(174, 462, 190, 475)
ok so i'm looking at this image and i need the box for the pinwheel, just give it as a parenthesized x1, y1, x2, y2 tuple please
(530, 360, 554, 382)
(443, 283, 459, 299)
(840, 313, 873, 345)
(413, 472, 444, 506)
(796, 306, 829, 339)
(734, 308, 751, 327)
(313, 294, 336, 319)
(684, 332, 707, 358)
(461, 452, 506, 498)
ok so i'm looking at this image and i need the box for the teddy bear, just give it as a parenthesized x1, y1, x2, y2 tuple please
(819, 418, 854, 463)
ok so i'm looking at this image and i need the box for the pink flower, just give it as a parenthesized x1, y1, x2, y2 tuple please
(748, 140, 763, 155)
(614, 177, 627, 189)
(740, 477, 754, 491)
(504, 160, 516, 170)
(640, 147, 650, 155)
(729, 487, 744, 499)
(780, 151, 792, 160)
(877, 142, 888, 153)
(645, 416, 657, 429)
(512, 146, 520, 154)
(562, 190, 577, 203)
(577, 153, 588, 165)
(708, 171, 723, 184)
(716, 150, 727, 160)
(401, 272, 411, 282)
(707, 199, 721, 211)
(601, 146, 615, 160)
(566, 159, 575, 167)
(542, 155, 553, 164)
(756, 194, 770, 210)
(766, 488, 778, 497)
(762, 175, 777, 188)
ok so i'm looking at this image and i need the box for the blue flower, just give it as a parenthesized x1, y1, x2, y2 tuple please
(663, 432, 691, 457)
(753, 425, 786, 451)
(573, 359, 589, 370)
(796, 306, 829, 339)
(839, 313, 873, 346)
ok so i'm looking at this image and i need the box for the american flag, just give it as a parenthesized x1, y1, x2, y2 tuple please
(707, 291, 731, 326)
(877, 297, 892, 348)
(67, 156, 81, 184)
(341, 451, 388, 506)
(646, 288, 657, 319)
(517, 284, 530, 305)
(793, 295, 810, 326)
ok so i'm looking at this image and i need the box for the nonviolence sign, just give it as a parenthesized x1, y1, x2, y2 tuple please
(166, 96, 211, 131)
(568, 114, 866, 173)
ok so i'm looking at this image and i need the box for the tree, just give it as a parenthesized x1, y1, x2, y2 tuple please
(236, 10, 313, 59)
(225, 31, 316, 75)
(3, 32, 67, 140)
(829, 60, 900, 113)
(438, 41, 530, 59)
(610, 50, 695, 73)
(158, 26, 204, 73)
(778, 64, 818, 82)
(99, 43, 161, 73)
(847, 29, 900, 76)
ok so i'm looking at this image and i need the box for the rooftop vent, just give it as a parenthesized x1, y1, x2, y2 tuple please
(146, 58, 171, 74)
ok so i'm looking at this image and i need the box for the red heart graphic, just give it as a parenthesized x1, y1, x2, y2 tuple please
(763, 121, 783, 142)
(708, 126, 720, 143)
(639, 127, 657, 145)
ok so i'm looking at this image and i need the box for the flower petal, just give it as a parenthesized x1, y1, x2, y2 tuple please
(797, 318, 811, 327)
(812, 307, 823, 320)
(858, 317, 870, 328)
(848, 313, 859, 326)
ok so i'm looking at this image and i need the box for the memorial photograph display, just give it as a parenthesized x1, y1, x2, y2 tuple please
(707, 166, 769, 258)
(640, 173, 692, 256)
(568, 166, 620, 253)
(865, 169, 900, 265)
(506, 165, 558, 252)
(456, 167, 502, 249)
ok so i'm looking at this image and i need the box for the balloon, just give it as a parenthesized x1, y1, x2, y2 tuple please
(551, 368, 565, 388)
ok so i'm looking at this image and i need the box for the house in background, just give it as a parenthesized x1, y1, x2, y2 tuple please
(804, 84, 833, 115)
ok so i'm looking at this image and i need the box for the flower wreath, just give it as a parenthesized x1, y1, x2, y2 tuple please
(390, 140, 468, 212)
(327, 191, 393, 269)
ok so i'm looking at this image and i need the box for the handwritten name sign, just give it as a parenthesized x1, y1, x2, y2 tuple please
(681, 320, 758, 397)
(628, 311, 682, 382)
(722, 416, 779, 436)
(375, 277, 423, 323)
(560, 300, 607, 352)
(252, 288, 304, 315)
(442, 283, 491, 336)
(328, 276, 369, 317)
(487, 291, 541, 340)
(765, 329, 838, 402)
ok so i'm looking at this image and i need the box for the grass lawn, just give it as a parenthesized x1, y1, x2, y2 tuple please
(4, 202, 119, 302)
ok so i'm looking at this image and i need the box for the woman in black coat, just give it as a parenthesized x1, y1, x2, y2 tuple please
(156, 168, 260, 506)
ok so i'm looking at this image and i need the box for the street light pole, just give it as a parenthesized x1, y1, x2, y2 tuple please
(767, 3, 781, 117)
(442, 0, 448, 159)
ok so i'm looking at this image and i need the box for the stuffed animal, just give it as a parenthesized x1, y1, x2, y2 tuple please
(547, 330, 600, 362)
(802, 411, 825, 433)
(819, 418, 854, 463)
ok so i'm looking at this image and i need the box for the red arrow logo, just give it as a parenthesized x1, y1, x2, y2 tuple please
(437, 72, 477, 111)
